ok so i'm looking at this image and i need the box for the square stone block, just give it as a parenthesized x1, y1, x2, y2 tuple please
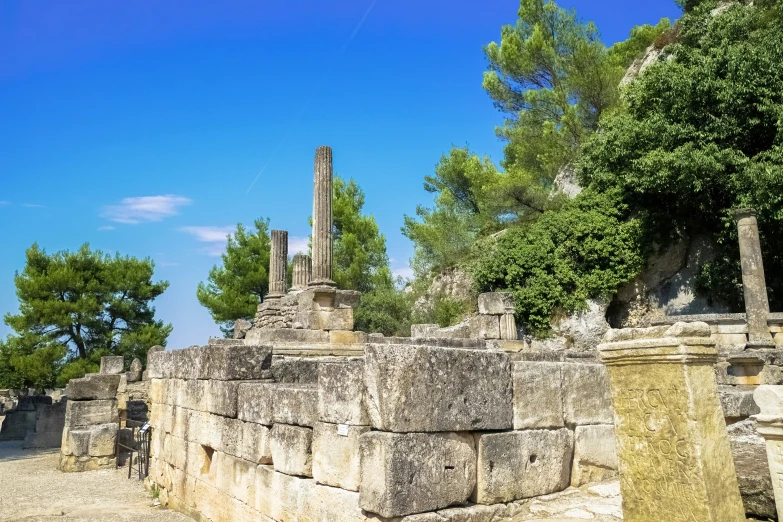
(206, 380, 238, 418)
(571, 424, 618, 487)
(240, 421, 272, 465)
(203, 344, 273, 381)
(329, 330, 368, 345)
(562, 363, 614, 425)
(513, 362, 564, 429)
(237, 383, 275, 425)
(100, 356, 124, 375)
(478, 292, 514, 315)
(216, 452, 256, 507)
(146, 350, 171, 379)
(467, 314, 501, 340)
(245, 328, 330, 345)
(298, 308, 354, 331)
(221, 417, 243, 457)
(473, 428, 573, 504)
(359, 431, 476, 517)
(318, 358, 369, 425)
(298, 483, 375, 522)
(65, 399, 118, 428)
(364, 344, 512, 432)
(271, 423, 313, 477)
(271, 357, 322, 384)
(67, 374, 121, 401)
(273, 384, 318, 427)
(312, 422, 369, 492)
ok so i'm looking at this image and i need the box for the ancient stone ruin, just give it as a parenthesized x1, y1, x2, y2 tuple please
(48, 146, 783, 521)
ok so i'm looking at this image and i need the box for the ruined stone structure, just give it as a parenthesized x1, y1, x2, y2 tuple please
(735, 208, 775, 349)
(291, 254, 311, 291)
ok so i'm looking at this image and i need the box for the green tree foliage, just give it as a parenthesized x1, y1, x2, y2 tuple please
(580, 2, 783, 310)
(333, 177, 393, 292)
(197, 219, 271, 335)
(471, 191, 647, 336)
(1, 244, 171, 388)
(354, 283, 413, 337)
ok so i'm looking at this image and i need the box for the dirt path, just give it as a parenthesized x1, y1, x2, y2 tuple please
(0, 441, 191, 522)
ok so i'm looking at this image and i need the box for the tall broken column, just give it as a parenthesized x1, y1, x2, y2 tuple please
(267, 229, 288, 299)
(292, 254, 312, 291)
(735, 208, 774, 348)
(310, 146, 336, 288)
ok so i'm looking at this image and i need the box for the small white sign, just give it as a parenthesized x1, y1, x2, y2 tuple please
(337, 424, 349, 437)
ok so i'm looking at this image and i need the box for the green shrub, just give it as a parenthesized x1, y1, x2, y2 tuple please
(354, 286, 413, 337)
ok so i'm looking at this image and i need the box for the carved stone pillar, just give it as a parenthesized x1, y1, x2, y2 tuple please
(292, 254, 312, 291)
(735, 208, 774, 348)
(268, 229, 288, 299)
(310, 146, 336, 287)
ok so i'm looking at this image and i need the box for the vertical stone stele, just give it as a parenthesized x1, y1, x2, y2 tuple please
(267, 229, 288, 299)
(291, 253, 312, 291)
(598, 321, 746, 522)
(734, 208, 775, 348)
(310, 146, 336, 288)
(752, 385, 783, 521)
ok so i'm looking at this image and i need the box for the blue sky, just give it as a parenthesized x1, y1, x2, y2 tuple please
(0, 0, 682, 349)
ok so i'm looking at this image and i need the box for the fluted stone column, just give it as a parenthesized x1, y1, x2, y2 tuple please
(268, 229, 288, 299)
(735, 208, 774, 348)
(310, 146, 336, 287)
(292, 254, 312, 290)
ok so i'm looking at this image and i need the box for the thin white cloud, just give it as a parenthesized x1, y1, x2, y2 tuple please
(393, 266, 414, 281)
(98, 225, 116, 231)
(0, 201, 10, 206)
(288, 236, 310, 255)
(180, 226, 234, 257)
(101, 195, 191, 224)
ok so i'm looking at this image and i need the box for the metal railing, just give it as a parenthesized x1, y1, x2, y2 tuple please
(115, 416, 151, 480)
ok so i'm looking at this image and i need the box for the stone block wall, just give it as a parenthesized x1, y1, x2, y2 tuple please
(144, 342, 621, 521)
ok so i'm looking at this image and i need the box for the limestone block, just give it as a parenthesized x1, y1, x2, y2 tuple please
(255, 465, 313, 522)
(411, 324, 439, 339)
(147, 350, 173, 379)
(473, 428, 573, 505)
(512, 362, 564, 429)
(500, 313, 517, 341)
(298, 483, 380, 522)
(271, 356, 322, 384)
(298, 308, 354, 331)
(312, 422, 369, 492)
(67, 374, 121, 400)
(65, 429, 91, 456)
(364, 344, 512, 432)
(561, 363, 613, 425)
(87, 423, 119, 457)
(100, 356, 124, 375)
(174, 348, 203, 380)
(318, 358, 369, 425)
(359, 431, 476, 517)
(221, 417, 243, 457)
(478, 292, 514, 315)
(720, 386, 760, 418)
(271, 423, 313, 477)
(329, 330, 368, 345)
(206, 380, 238, 418)
(180, 379, 207, 411)
(203, 344, 273, 381)
(188, 411, 223, 451)
(571, 424, 618, 487)
(240, 421, 272, 464)
(149, 379, 164, 404)
(273, 384, 318, 427)
(65, 399, 118, 428)
(246, 328, 330, 345)
(171, 406, 190, 440)
(467, 314, 501, 340)
(237, 382, 275, 425)
(216, 452, 257, 507)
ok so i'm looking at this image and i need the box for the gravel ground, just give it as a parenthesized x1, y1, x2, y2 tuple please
(0, 441, 191, 522)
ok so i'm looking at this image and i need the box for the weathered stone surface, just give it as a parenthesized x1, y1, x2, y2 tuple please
(561, 363, 613, 426)
(728, 418, 776, 519)
(312, 422, 369, 492)
(273, 384, 317, 427)
(246, 328, 330, 345)
(753, 385, 783, 520)
(268, 229, 289, 298)
(233, 318, 252, 339)
(207, 344, 273, 381)
(271, 356, 322, 384)
(292, 253, 312, 290)
(329, 330, 367, 345)
(67, 374, 121, 400)
(364, 344, 512, 432)
(473, 428, 573, 504)
(87, 422, 119, 456)
(100, 356, 124, 375)
(271, 423, 313, 477)
(735, 209, 775, 348)
(297, 482, 380, 522)
(65, 399, 118, 428)
(410, 324, 439, 339)
(310, 145, 336, 287)
(599, 330, 746, 522)
(318, 358, 368, 425)
(512, 362, 564, 429)
(237, 383, 274, 425)
(359, 431, 476, 517)
(298, 308, 354, 331)
(720, 385, 760, 419)
(467, 315, 501, 340)
(146, 349, 171, 379)
(240, 421, 272, 465)
(478, 292, 514, 315)
(571, 424, 618, 487)
(500, 313, 517, 341)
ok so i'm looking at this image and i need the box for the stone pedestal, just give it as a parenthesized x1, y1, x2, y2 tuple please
(268, 229, 288, 299)
(598, 322, 745, 522)
(753, 385, 783, 521)
(310, 146, 335, 288)
(735, 209, 774, 348)
(292, 254, 311, 291)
